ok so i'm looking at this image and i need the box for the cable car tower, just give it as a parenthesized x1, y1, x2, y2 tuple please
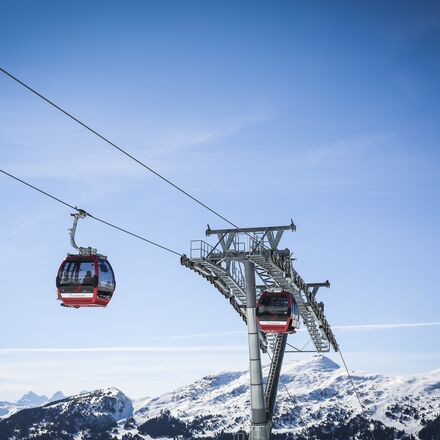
(181, 221, 339, 440)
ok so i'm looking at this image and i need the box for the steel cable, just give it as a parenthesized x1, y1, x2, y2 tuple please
(0, 67, 241, 230)
(338, 349, 377, 440)
(0, 169, 183, 257)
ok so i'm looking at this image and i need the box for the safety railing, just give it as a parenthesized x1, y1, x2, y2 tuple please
(190, 240, 222, 259)
(248, 233, 270, 254)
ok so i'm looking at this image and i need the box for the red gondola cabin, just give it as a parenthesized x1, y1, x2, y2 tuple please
(256, 289, 300, 334)
(56, 254, 116, 308)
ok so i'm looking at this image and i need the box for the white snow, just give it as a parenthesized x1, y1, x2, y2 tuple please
(132, 355, 440, 437)
(2, 356, 440, 438)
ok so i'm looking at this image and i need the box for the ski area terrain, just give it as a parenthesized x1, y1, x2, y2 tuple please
(1, 356, 439, 440)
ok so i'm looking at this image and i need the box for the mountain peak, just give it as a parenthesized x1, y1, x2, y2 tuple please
(48, 391, 65, 403)
(16, 391, 48, 407)
(308, 355, 340, 370)
(282, 355, 340, 374)
(101, 387, 125, 397)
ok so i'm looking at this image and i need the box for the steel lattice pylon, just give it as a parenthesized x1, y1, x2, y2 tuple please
(181, 221, 339, 440)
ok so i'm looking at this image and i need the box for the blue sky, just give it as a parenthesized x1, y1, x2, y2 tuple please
(0, 1, 439, 401)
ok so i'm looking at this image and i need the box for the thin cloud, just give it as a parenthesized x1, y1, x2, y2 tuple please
(333, 322, 440, 332)
(0, 108, 268, 183)
(143, 330, 245, 340)
(0, 345, 247, 355)
(151, 321, 440, 337)
(147, 108, 268, 156)
(1, 322, 438, 354)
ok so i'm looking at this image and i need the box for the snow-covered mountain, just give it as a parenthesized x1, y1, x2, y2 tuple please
(133, 356, 440, 439)
(0, 387, 132, 440)
(16, 391, 48, 408)
(1, 356, 439, 439)
(0, 390, 65, 419)
(47, 390, 66, 403)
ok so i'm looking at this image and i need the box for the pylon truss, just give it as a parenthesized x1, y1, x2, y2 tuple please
(182, 222, 339, 437)
(181, 222, 339, 353)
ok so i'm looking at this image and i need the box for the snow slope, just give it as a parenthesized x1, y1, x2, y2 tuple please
(134, 356, 440, 437)
(1, 356, 439, 439)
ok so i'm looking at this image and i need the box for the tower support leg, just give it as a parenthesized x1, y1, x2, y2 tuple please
(265, 333, 288, 421)
(244, 260, 270, 440)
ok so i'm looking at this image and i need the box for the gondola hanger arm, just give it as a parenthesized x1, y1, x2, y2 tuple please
(69, 210, 96, 255)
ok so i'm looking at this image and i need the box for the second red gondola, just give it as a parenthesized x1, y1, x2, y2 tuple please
(256, 289, 300, 334)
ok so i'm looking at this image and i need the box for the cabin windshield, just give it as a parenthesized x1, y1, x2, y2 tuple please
(60, 260, 95, 285)
(98, 259, 115, 292)
(257, 295, 290, 318)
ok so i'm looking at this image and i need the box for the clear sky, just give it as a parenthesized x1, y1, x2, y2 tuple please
(0, 0, 439, 402)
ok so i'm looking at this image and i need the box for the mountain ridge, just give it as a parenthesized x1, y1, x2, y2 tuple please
(0, 356, 439, 439)
(0, 389, 66, 420)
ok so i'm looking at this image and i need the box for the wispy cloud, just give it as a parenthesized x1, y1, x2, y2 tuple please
(332, 322, 440, 332)
(0, 152, 146, 181)
(148, 109, 268, 155)
(0, 345, 247, 355)
(0, 108, 268, 183)
(1, 322, 438, 355)
(142, 330, 245, 340)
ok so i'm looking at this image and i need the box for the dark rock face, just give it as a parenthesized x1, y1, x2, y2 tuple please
(0, 406, 116, 440)
(419, 414, 440, 440)
(138, 410, 191, 438)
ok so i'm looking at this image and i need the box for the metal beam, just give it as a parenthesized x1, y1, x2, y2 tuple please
(206, 220, 296, 236)
(307, 281, 331, 289)
(265, 334, 288, 422)
(244, 260, 270, 440)
(307, 281, 330, 298)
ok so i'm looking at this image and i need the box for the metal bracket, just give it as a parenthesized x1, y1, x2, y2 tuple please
(69, 210, 97, 256)
(307, 280, 330, 298)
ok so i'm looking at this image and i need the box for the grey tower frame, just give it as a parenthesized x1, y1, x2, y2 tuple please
(181, 221, 339, 439)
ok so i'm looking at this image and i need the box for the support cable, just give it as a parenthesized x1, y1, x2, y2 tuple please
(267, 347, 376, 440)
(300, 338, 312, 351)
(1, 169, 77, 211)
(0, 68, 285, 256)
(0, 169, 182, 257)
(338, 349, 377, 440)
(285, 340, 316, 353)
(0, 67, 240, 230)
